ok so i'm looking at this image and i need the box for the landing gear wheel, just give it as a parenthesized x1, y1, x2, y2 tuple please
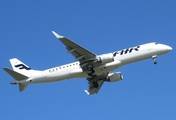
(87, 70, 95, 76)
(86, 64, 95, 76)
(87, 64, 93, 71)
(152, 55, 157, 65)
(154, 59, 157, 64)
(93, 81, 99, 88)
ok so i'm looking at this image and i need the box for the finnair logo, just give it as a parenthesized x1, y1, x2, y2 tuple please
(113, 46, 140, 56)
(15, 64, 31, 70)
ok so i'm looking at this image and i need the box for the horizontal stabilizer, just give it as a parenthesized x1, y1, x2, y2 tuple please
(3, 68, 28, 80)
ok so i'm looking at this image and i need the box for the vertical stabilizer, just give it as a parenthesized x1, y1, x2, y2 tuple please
(9, 58, 32, 76)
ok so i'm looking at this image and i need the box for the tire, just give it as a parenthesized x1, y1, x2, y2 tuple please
(87, 64, 93, 71)
(86, 64, 95, 76)
(154, 59, 157, 64)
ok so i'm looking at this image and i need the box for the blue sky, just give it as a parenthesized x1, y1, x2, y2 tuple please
(1, 0, 175, 119)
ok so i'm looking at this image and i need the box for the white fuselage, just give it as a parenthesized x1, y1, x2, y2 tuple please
(22, 42, 172, 84)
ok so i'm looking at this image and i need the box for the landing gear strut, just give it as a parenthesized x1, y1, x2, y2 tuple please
(152, 55, 157, 64)
(86, 64, 95, 76)
(92, 75, 99, 88)
(87, 75, 99, 88)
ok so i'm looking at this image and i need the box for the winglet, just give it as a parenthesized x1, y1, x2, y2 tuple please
(84, 90, 90, 95)
(52, 31, 65, 39)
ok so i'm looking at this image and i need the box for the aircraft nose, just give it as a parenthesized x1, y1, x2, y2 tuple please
(166, 45, 172, 52)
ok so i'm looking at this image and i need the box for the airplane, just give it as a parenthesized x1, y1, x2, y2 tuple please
(3, 31, 172, 95)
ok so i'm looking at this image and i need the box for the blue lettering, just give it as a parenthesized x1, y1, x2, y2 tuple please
(113, 46, 140, 56)
(124, 48, 130, 54)
(120, 50, 124, 55)
(134, 46, 140, 51)
(113, 52, 118, 57)
(129, 48, 133, 53)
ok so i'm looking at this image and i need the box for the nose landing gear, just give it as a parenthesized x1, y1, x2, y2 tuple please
(152, 55, 157, 64)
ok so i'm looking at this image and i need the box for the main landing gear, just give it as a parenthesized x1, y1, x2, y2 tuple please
(86, 64, 95, 76)
(152, 55, 157, 64)
(92, 75, 99, 88)
(86, 64, 99, 88)
(89, 75, 99, 88)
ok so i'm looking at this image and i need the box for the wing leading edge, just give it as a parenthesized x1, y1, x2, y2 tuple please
(52, 31, 96, 64)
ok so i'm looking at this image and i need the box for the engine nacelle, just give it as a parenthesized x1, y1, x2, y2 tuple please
(97, 53, 114, 64)
(107, 72, 123, 82)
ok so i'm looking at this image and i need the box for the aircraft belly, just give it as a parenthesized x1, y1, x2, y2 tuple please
(33, 70, 71, 83)
(70, 67, 87, 78)
(94, 60, 122, 75)
(52, 71, 71, 81)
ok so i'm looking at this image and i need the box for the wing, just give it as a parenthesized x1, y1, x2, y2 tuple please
(52, 31, 107, 95)
(52, 31, 96, 64)
(84, 73, 108, 95)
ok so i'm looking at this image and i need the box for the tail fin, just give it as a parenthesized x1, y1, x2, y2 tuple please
(10, 58, 32, 76)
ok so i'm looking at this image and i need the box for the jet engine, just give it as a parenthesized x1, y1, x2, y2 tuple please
(106, 72, 123, 82)
(97, 53, 114, 64)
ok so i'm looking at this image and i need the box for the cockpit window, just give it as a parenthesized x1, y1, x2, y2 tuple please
(155, 42, 159, 45)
